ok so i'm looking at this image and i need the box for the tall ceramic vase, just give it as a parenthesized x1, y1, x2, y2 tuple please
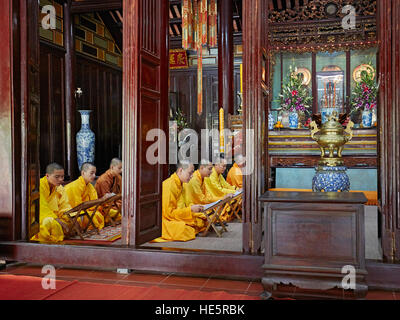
(76, 110, 95, 170)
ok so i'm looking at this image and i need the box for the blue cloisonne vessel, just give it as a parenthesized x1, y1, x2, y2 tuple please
(312, 166, 350, 192)
(76, 110, 95, 170)
(362, 110, 372, 128)
(288, 112, 298, 129)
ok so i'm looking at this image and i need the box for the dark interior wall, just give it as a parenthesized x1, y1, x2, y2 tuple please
(75, 54, 122, 175)
(39, 43, 67, 178)
(169, 65, 241, 134)
(39, 43, 122, 179)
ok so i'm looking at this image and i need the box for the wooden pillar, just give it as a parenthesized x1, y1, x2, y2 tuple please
(242, 0, 269, 254)
(0, 0, 14, 240)
(218, 0, 234, 117)
(378, 0, 400, 262)
(64, 0, 78, 180)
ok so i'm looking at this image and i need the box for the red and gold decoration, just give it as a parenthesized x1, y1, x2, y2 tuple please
(182, 0, 217, 115)
(169, 49, 189, 69)
(219, 108, 225, 153)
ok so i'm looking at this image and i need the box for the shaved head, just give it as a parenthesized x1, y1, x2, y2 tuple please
(177, 160, 192, 171)
(110, 158, 122, 167)
(81, 162, 96, 172)
(46, 163, 64, 174)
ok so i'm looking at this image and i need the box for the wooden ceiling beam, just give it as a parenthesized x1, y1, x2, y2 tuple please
(70, 0, 122, 13)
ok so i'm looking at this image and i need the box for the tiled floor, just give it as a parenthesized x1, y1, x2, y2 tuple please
(0, 263, 397, 300)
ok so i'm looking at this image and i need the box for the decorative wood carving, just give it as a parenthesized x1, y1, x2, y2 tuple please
(268, 0, 377, 51)
(269, 0, 376, 23)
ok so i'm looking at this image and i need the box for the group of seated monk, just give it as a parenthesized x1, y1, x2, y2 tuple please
(31, 158, 123, 243)
(154, 155, 245, 243)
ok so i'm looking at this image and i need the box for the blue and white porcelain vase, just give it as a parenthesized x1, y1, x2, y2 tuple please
(288, 112, 299, 129)
(76, 110, 95, 170)
(312, 166, 350, 192)
(362, 110, 373, 128)
(268, 113, 275, 130)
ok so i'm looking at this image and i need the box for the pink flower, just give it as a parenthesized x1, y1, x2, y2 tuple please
(291, 90, 298, 96)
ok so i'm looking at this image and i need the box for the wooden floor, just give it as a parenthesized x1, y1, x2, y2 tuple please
(0, 262, 398, 300)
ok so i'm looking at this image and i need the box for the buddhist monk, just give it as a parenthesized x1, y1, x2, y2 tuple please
(227, 154, 245, 189)
(95, 158, 122, 223)
(31, 163, 73, 242)
(205, 157, 238, 198)
(182, 159, 232, 207)
(153, 161, 207, 243)
(205, 157, 239, 222)
(64, 162, 108, 231)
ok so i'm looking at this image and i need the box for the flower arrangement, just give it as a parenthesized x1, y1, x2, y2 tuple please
(350, 64, 378, 115)
(279, 66, 313, 116)
(174, 107, 189, 132)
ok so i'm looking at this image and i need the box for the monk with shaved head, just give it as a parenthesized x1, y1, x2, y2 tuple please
(153, 160, 207, 243)
(64, 162, 106, 231)
(31, 163, 73, 242)
(95, 158, 122, 224)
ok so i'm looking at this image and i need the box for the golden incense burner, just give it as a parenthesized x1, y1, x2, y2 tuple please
(310, 112, 354, 167)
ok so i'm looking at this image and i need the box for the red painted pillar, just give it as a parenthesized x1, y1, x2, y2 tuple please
(218, 0, 234, 116)
(0, 0, 13, 240)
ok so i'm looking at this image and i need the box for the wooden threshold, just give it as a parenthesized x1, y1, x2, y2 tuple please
(0, 242, 399, 290)
(0, 242, 264, 280)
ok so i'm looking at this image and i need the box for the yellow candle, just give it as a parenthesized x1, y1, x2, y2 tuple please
(219, 108, 224, 153)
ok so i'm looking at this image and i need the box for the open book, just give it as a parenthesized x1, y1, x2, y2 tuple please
(202, 199, 223, 211)
(201, 190, 243, 212)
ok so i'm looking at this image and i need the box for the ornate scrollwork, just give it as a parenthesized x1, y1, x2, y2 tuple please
(269, 0, 376, 23)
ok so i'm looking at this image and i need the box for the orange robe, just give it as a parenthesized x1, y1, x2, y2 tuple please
(227, 163, 243, 188)
(95, 169, 122, 223)
(64, 176, 105, 230)
(153, 173, 206, 242)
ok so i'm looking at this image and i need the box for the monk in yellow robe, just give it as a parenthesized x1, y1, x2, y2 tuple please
(153, 161, 207, 242)
(95, 158, 122, 224)
(227, 154, 245, 188)
(205, 157, 239, 222)
(31, 163, 73, 242)
(65, 162, 108, 231)
(181, 160, 222, 207)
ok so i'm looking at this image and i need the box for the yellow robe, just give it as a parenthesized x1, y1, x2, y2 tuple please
(226, 163, 243, 188)
(204, 167, 236, 198)
(64, 176, 105, 230)
(204, 168, 237, 222)
(181, 170, 220, 206)
(31, 177, 72, 242)
(153, 173, 206, 242)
